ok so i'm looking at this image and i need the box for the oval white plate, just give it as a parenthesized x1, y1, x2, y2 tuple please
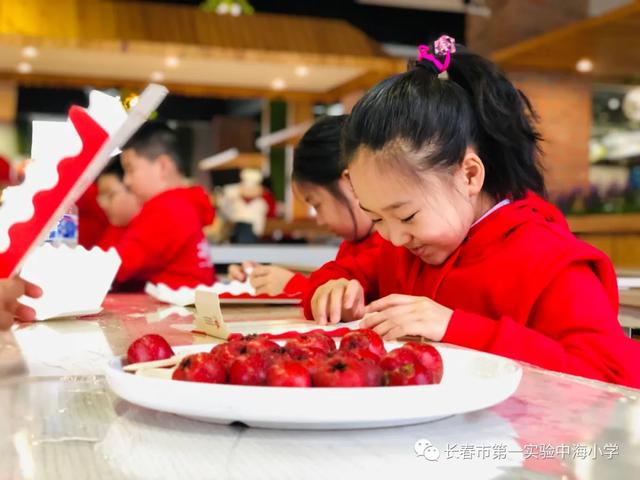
(105, 342, 522, 430)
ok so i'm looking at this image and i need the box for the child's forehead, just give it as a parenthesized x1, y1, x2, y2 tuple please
(98, 173, 123, 188)
(122, 148, 151, 163)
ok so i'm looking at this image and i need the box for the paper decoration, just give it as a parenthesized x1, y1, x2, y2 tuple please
(18, 244, 121, 320)
(0, 84, 168, 278)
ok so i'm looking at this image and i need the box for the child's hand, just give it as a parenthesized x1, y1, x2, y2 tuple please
(0, 278, 42, 330)
(361, 294, 453, 341)
(249, 265, 295, 296)
(228, 261, 259, 282)
(311, 278, 365, 325)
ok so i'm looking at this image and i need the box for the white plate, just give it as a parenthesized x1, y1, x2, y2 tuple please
(105, 342, 522, 430)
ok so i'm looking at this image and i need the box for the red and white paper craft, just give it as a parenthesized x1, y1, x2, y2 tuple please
(0, 84, 168, 278)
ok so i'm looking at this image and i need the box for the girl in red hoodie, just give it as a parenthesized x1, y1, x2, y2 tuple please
(229, 115, 383, 296)
(306, 36, 640, 388)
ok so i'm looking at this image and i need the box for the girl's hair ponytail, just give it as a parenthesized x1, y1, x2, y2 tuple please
(445, 47, 546, 199)
(343, 36, 546, 201)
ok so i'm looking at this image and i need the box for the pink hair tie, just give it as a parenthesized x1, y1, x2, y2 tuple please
(417, 35, 457, 73)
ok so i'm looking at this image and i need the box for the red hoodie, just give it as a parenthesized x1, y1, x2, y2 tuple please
(283, 232, 385, 294)
(114, 186, 215, 289)
(77, 183, 110, 249)
(304, 194, 640, 388)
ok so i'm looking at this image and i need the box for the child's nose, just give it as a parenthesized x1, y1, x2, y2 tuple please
(388, 228, 410, 247)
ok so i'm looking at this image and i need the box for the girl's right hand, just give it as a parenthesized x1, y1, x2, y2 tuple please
(311, 278, 365, 325)
(228, 261, 259, 282)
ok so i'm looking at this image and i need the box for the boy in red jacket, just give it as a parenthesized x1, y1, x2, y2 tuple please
(305, 37, 640, 388)
(114, 123, 215, 289)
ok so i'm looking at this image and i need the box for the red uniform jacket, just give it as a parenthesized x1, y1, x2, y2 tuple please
(98, 225, 126, 250)
(283, 232, 385, 294)
(304, 194, 640, 388)
(77, 183, 109, 249)
(115, 186, 216, 289)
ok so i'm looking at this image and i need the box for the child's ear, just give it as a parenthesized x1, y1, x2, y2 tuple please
(460, 147, 485, 197)
(340, 169, 356, 194)
(156, 154, 176, 177)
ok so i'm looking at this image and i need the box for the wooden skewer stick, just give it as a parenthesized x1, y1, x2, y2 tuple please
(123, 355, 185, 372)
(135, 366, 176, 379)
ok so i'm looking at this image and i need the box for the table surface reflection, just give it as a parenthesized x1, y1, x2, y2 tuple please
(0, 293, 639, 480)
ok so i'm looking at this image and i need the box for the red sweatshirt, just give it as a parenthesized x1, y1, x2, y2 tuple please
(114, 186, 216, 289)
(304, 194, 640, 388)
(98, 225, 126, 250)
(77, 183, 109, 249)
(283, 232, 385, 294)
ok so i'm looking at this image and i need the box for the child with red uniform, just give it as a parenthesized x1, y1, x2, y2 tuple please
(115, 123, 215, 289)
(229, 115, 384, 295)
(305, 36, 640, 388)
(96, 157, 141, 250)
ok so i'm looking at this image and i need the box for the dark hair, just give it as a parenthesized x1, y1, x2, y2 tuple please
(342, 42, 545, 200)
(293, 115, 348, 187)
(123, 122, 184, 174)
(293, 115, 363, 237)
(100, 155, 124, 180)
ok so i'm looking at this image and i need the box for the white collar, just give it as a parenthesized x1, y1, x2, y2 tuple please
(471, 199, 511, 228)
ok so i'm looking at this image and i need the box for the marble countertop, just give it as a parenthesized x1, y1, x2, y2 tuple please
(1, 293, 638, 479)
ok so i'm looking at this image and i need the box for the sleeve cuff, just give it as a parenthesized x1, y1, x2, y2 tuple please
(283, 273, 309, 295)
(441, 309, 499, 351)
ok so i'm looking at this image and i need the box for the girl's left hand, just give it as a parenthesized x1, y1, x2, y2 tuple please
(361, 294, 453, 341)
(249, 265, 295, 296)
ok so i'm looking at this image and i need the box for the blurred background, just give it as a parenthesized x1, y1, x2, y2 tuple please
(2, 0, 640, 268)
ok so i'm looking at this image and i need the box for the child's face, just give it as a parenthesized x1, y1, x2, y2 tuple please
(121, 148, 164, 202)
(295, 179, 370, 241)
(97, 174, 141, 227)
(349, 151, 477, 265)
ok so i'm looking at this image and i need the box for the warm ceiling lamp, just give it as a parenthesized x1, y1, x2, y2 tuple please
(165, 56, 180, 68)
(17, 62, 32, 74)
(271, 78, 286, 91)
(150, 71, 165, 82)
(295, 65, 310, 78)
(21, 46, 38, 58)
(575, 58, 594, 73)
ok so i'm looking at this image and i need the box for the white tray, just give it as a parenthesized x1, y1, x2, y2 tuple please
(145, 282, 301, 306)
(105, 342, 522, 430)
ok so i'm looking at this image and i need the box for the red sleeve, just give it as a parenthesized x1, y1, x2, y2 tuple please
(283, 273, 309, 295)
(114, 205, 195, 283)
(303, 246, 383, 319)
(442, 263, 640, 388)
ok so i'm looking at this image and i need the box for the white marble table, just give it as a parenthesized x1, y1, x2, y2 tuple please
(1, 294, 639, 479)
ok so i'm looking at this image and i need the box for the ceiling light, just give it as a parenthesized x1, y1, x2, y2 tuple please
(164, 56, 180, 68)
(271, 78, 286, 91)
(576, 58, 593, 73)
(17, 62, 32, 74)
(21, 46, 38, 58)
(295, 65, 309, 77)
(150, 71, 165, 82)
